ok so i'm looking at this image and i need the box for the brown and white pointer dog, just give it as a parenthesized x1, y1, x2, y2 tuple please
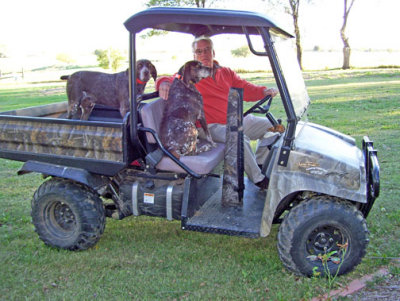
(62, 59, 157, 120)
(160, 60, 216, 159)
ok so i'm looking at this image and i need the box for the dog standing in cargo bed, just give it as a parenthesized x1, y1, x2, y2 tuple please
(63, 59, 157, 120)
(160, 60, 216, 159)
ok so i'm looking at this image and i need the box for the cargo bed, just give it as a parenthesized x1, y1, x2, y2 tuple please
(0, 101, 133, 176)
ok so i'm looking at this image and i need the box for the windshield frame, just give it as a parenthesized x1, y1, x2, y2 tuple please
(272, 35, 310, 119)
(126, 7, 302, 166)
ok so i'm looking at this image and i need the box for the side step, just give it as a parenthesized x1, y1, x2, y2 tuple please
(181, 178, 266, 238)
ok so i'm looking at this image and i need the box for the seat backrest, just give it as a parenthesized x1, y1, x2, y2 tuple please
(140, 97, 225, 175)
(140, 98, 165, 144)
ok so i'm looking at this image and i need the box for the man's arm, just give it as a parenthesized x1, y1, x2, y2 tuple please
(155, 76, 174, 100)
(229, 68, 278, 101)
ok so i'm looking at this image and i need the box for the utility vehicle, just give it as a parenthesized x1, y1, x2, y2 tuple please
(0, 7, 380, 276)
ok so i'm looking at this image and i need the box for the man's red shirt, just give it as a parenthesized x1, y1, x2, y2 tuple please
(156, 63, 266, 125)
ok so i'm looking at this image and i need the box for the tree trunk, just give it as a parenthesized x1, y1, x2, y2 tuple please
(195, 0, 206, 7)
(289, 0, 303, 70)
(294, 13, 303, 70)
(341, 0, 355, 69)
(342, 45, 351, 70)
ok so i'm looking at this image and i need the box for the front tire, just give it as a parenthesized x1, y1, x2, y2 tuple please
(31, 178, 105, 250)
(277, 196, 369, 277)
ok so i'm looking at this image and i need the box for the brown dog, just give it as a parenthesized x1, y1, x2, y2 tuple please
(63, 59, 157, 120)
(160, 60, 215, 159)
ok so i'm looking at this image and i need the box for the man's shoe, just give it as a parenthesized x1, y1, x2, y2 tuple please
(255, 177, 269, 190)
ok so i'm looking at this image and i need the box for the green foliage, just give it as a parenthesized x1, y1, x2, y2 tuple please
(56, 53, 75, 65)
(140, 29, 169, 39)
(94, 48, 126, 72)
(231, 45, 250, 58)
(146, 0, 206, 8)
(143, 0, 210, 37)
(0, 44, 7, 58)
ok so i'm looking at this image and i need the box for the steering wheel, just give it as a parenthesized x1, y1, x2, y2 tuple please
(244, 95, 272, 116)
(244, 95, 279, 126)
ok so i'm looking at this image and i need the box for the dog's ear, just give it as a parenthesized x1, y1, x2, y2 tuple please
(135, 60, 142, 77)
(179, 62, 191, 85)
(177, 64, 185, 77)
(149, 62, 157, 81)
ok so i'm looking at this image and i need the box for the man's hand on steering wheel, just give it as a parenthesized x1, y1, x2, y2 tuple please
(244, 87, 279, 117)
(244, 87, 277, 118)
(243, 88, 285, 133)
(264, 87, 279, 98)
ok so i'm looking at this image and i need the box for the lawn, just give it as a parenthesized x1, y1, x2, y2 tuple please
(0, 68, 399, 300)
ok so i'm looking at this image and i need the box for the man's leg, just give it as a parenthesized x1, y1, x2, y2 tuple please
(201, 119, 275, 185)
(243, 115, 278, 183)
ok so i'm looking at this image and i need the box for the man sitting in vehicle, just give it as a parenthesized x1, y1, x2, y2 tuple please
(156, 36, 283, 189)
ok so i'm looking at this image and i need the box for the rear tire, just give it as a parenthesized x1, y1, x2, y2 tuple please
(277, 196, 369, 277)
(31, 178, 105, 250)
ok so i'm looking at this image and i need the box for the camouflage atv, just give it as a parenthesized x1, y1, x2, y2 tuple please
(0, 7, 379, 277)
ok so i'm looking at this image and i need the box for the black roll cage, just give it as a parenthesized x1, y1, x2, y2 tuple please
(125, 7, 297, 167)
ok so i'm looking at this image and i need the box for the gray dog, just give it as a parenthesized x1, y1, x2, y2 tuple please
(160, 60, 215, 159)
(63, 59, 157, 120)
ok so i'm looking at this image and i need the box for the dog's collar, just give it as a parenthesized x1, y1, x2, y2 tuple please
(136, 78, 148, 85)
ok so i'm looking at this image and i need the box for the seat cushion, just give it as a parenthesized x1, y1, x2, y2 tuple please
(140, 98, 225, 175)
(140, 98, 165, 143)
(156, 143, 225, 175)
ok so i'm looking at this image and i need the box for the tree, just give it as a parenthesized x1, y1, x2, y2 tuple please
(146, 0, 208, 8)
(143, 0, 215, 37)
(263, 0, 306, 70)
(94, 48, 126, 72)
(287, 0, 303, 70)
(56, 53, 75, 65)
(0, 44, 8, 58)
(231, 45, 250, 58)
(341, 0, 356, 69)
(94, 49, 110, 69)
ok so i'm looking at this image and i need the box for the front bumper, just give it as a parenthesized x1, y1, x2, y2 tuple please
(360, 136, 380, 217)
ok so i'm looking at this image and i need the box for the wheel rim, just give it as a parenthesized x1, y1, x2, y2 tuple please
(45, 201, 77, 237)
(306, 225, 345, 256)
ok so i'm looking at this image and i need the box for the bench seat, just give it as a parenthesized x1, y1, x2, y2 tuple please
(140, 98, 225, 175)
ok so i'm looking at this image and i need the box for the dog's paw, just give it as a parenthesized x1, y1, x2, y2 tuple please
(205, 135, 216, 148)
(267, 124, 285, 133)
(196, 140, 215, 153)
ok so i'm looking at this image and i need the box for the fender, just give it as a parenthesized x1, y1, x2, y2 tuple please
(18, 160, 110, 193)
(260, 122, 368, 237)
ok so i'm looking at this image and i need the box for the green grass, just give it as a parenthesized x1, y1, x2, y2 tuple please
(0, 84, 66, 112)
(0, 69, 399, 300)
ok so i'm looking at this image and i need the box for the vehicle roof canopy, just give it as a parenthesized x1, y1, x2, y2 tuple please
(124, 7, 293, 38)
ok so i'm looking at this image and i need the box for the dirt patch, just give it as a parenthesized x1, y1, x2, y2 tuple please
(344, 274, 400, 300)
(312, 260, 400, 300)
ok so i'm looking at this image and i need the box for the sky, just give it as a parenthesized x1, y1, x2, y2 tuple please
(1, 0, 399, 64)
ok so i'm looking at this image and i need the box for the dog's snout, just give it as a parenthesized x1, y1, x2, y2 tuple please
(198, 66, 212, 79)
(139, 67, 151, 82)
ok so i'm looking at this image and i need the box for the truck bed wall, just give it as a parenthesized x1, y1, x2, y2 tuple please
(0, 102, 132, 176)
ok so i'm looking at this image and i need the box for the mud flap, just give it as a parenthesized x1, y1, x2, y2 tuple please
(222, 88, 244, 206)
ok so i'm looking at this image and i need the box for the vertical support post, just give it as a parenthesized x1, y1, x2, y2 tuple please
(129, 33, 138, 145)
(222, 88, 244, 207)
(260, 27, 297, 167)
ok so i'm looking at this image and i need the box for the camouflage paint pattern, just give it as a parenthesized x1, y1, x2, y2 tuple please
(222, 88, 243, 207)
(260, 121, 367, 237)
(0, 104, 124, 162)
